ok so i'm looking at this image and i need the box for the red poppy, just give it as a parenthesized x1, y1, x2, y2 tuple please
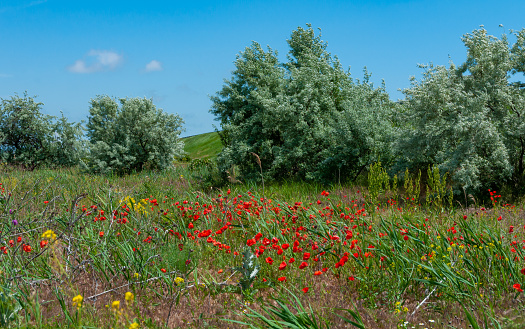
(348, 276, 355, 281)
(277, 276, 286, 282)
(161, 268, 166, 273)
(302, 287, 309, 293)
(521, 268, 525, 275)
(289, 257, 295, 263)
(513, 283, 523, 292)
(265, 257, 274, 265)
(279, 262, 287, 270)
(303, 252, 311, 261)
(40, 240, 48, 249)
(299, 262, 308, 269)
(99, 231, 104, 238)
(314, 271, 322, 276)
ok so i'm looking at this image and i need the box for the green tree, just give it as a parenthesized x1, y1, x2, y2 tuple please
(396, 27, 525, 195)
(211, 25, 395, 182)
(83, 96, 184, 174)
(0, 92, 83, 169)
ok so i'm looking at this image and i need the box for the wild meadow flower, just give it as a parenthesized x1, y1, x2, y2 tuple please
(41, 230, 57, 241)
(125, 292, 134, 302)
(129, 322, 139, 329)
(11, 219, 18, 226)
(72, 295, 83, 309)
(174, 277, 184, 286)
(111, 300, 120, 310)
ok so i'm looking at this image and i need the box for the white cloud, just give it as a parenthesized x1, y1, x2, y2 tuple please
(0, 0, 47, 13)
(145, 60, 162, 72)
(68, 50, 123, 74)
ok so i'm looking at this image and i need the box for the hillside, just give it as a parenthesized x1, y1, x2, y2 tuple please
(182, 131, 223, 159)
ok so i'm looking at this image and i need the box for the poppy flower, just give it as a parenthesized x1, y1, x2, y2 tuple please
(302, 287, 309, 293)
(279, 262, 287, 270)
(513, 283, 523, 292)
(303, 252, 311, 261)
(521, 268, 525, 275)
(299, 262, 308, 269)
(99, 231, 104, 238)
(348, 276, 355, 281)
(277, 276, 286, 282)
(289, 257, 295, 263)
(161, 268, 166, 273)
(265, 257, 274, 265)
(314, 271, 322, 276)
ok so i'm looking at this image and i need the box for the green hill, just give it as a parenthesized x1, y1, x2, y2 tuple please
(182, 132, 223, 160)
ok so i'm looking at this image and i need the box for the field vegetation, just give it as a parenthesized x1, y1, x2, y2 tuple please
(0, 24, 524, 328)
(1, 164, 524, 328)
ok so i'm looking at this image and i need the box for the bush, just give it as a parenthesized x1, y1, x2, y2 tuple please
(211, 25, 396, 183)
(0, 92, 84, 169)
(396, 27, 525, 195)
(83, 95, 184, 174)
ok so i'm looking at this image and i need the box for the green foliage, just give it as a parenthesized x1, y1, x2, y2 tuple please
(211, 25, 396, 183)
(403, 168, 421, 207)
(0, 92, 84, 169)
(0, 288, 21, 327)
(425, 165, 450, 209)
(228, 288, 331, 329)
(367, 162, 390, 205)
(234, 248, 260, 292)
(83, 95, 184, 174)
(396, 27, 525, 196)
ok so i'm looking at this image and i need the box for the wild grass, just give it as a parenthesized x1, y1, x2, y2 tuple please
(182, 132, 223, 160)
(0, 164, 524, 328)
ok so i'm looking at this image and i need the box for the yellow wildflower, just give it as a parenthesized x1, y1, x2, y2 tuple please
(111, 300, 120, 310)
(42, 230, 57, 241)
(125, 292, 134, 302)
(129, 323, 139, 329)
(174, 277, 184, 286)
(72, 294, 83, 308)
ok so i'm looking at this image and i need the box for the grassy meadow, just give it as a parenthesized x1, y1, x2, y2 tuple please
(0, 135, 524, 329)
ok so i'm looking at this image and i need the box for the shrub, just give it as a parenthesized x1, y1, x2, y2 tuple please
(211, 25, 396, 183)
(396, 27, 525, 195)
(0, 92, 84, 169)
(83, 95, 184, 174)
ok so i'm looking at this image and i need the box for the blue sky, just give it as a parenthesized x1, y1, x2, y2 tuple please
(1, 0, 524, 137)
